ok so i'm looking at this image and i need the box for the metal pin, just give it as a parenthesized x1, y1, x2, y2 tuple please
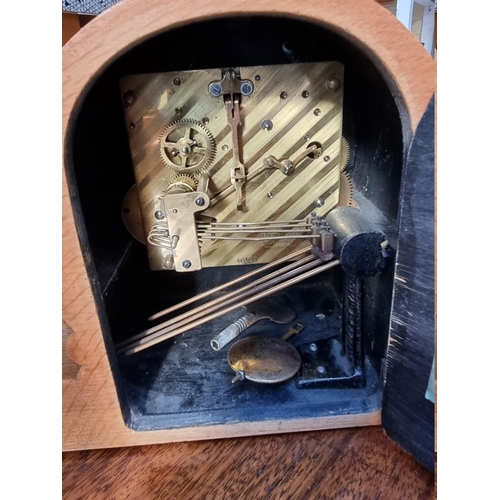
(232, 371, 245, 383)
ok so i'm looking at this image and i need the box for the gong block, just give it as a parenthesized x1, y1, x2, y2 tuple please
(62, 0, 435, 451)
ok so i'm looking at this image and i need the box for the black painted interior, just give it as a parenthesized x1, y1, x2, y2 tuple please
(65, 15, 409, 430)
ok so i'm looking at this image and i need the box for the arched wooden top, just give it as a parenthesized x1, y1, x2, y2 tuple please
(63, 0, 435, 139)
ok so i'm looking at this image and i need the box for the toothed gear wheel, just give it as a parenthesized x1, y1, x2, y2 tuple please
(339, 171, 355, 207)
(159, 119, 216, 174)
(341, 136, 350, 172)
(166, 174, 198, 194)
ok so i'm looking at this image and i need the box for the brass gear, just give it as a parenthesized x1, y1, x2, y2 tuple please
(340, 136, 350, 172)
(159, 119, 216, 174)
(166, 174, 197, 194)
(339, 171, 355, 207)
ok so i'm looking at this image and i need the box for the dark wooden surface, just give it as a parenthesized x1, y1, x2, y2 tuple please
(382, 97, 435, 469)
(62, 426, 435, 499)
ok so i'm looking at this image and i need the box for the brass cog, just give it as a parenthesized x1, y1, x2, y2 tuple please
(339, 171, 355, 207)
(340, 136, 350, 172)
(159, 119, 216, 174)
(166, 174, 197, 194)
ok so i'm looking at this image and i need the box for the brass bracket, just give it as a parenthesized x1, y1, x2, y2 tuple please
(160, 191, 210, 272)
(208, 67, 254, 99)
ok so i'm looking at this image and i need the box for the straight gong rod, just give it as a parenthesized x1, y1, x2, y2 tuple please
(116, 254, 317, 350)
(147, 246, 311, 321)
(124, 259, 340, 355)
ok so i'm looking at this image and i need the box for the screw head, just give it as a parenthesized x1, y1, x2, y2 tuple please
(240, 82, 254, 96)
(123, 90, 136, 106)
(182, 260, 192, 269)
(302, 90, 310, 98)
(255, 75, 261, 81)
(202, 117, 210, 124)
(154, 211, 164, 220)
(261, 119, 273, 131)
(327, 78, 341, 91)
(282, 163, 293, 175)
(267, 192, 273, 199)
(209, 83, 223, 97)
(316, 365, 326, 374)
(175, 107, 182, 115)
(304, 135, 310, 141)
(324, 156, 330, 162)
(173, 78, 181, 86)
(309, 343, 318, 353)
(195, 197, 205, 207)
(264, 157, 274, 167)
(315, 198, 325, 207)
(314, 108, 321, 116)
(222, 144, 229, 151)
(280, 91, 288, 99)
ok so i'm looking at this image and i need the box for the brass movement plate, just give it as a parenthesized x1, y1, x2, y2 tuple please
(120, 62, 344, 270)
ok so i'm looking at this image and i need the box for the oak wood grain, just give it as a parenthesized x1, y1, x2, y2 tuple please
(62, 321, 80, 380)
(62, 426, 435, 499)
(62, 0, 436, 451)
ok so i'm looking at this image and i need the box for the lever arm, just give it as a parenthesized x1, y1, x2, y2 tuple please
(225, 95, 246, 210)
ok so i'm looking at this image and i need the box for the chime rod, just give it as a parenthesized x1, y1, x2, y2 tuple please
(197, 228, 311, 234)
(198, 235, 318, 241)
(123, 259, 340, 355)
(197, 220, 307, 226)
(147, 245, 312, 321)
(116, 254, 317, 350)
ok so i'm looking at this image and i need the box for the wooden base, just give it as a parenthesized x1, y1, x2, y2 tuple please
(62, 0, 435, 451)
(64, 407, 381, 452)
